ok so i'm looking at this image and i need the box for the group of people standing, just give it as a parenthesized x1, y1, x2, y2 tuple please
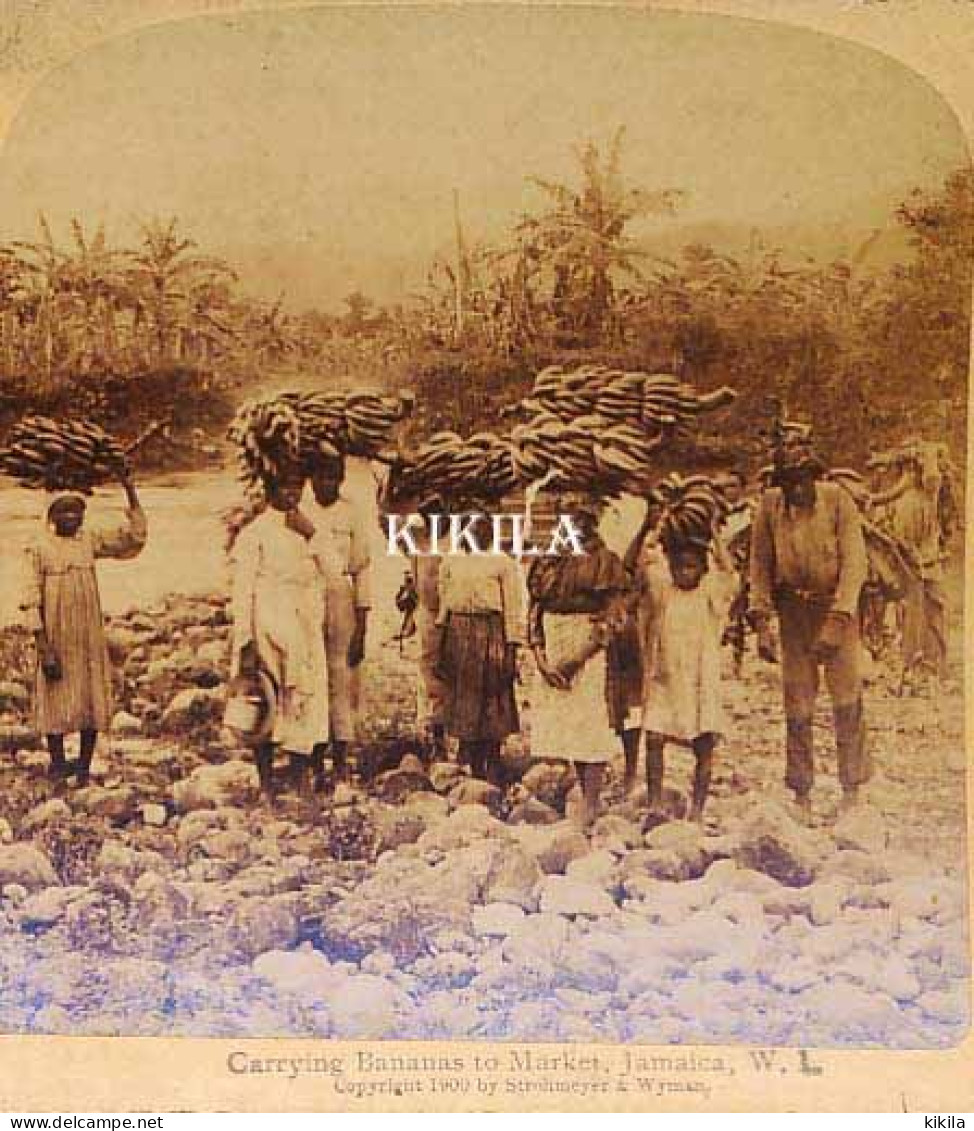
(420, 437, 891, 829)
(18, 428, 953, 832)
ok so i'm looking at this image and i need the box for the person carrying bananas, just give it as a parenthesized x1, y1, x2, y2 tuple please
(230, 467, 330, 803)
(749, 440, 870, 821)
(527, 495, 631, 829)
(870, 444, 949, 687)
(434, 507, 524, 784)
(21, 472, 147, 785)
(302, 454, 372, 792)
(638, 497, 739, 824)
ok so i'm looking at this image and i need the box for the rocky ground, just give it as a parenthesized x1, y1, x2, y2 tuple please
(0, 585, 968, 1048)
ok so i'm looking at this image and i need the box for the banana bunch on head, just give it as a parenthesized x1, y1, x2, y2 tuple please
(523, 363, 736, 433)
(651, 473, 729, 551)
(387, 429, 518, 510)
(509, 364, 737, 494)
(228, 386, 415, 498)
(0, 415, 130, 493)
(227, 397, 304, 499)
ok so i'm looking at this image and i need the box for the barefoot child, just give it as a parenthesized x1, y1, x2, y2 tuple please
(23, 474, 147, 785)
(639, 521, 737, 823)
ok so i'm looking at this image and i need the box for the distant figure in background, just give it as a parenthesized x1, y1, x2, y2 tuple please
(22, 472, 147, 785)
(230, 469, 328, 803)
(749, 445, 870, 821)
(304, 456, 372, 791)
(435, 512, 523, 783)
(871, 445, 949, 686)
(715, 469, 756, 677)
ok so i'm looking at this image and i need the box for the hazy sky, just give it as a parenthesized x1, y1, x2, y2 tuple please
(0, 7, 965, 308)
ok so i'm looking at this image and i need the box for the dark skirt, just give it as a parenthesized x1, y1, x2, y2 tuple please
(441, 611, 519, 742)
(605, 614, 642, 734)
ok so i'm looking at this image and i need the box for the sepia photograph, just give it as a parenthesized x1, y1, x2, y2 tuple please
(0, 0, 968, 1102)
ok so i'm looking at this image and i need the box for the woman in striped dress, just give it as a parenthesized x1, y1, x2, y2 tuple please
(22, 474, 148, 785)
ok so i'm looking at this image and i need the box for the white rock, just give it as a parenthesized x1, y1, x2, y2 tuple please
(172, 760, 258, 811)
(566, 850, 621, 891)
(832, 807, 887, 855)
(111, 711, 143, 737)
(732, 801, 827, 886)
(513, 822, 590, 874)
(160, 687, 224, 733)
(21, 799, 72, 832)
(917, 988, 969, 1026)
(767, 958, 820, 993)
(710, 891, 765, 927)
(328, 973, 408, 1038)
(807, 881, 848, 926)
(0, 845, 58, 890)
(590, 813, 643, 851)
(502, 912, 571, 965)
(141, 804, 168, 827)
(538, 875, 616, 917)
(2, 883, 28, 904)
(252, 946, 339, 1000)
(472, 902, 527, 937)
(19, 886, 84, 930)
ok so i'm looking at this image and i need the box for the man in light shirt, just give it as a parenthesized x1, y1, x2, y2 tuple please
(749, 443, 870, 821)
(304, 456, 372, 791)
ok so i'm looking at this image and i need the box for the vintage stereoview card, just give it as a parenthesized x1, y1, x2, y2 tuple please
(0, 0, 970, 1114)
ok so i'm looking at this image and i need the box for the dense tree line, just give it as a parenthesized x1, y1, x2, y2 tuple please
(0, 135, 968, 468)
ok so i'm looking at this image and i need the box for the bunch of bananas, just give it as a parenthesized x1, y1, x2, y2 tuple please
(651, 473, 729, 549)
(388, 429, 518, 507)
(227, 397, 304, 497)
(0, 416, 130, 493)
(228, 388, 415, 495)
(523, 364, 736, 433)
(510, 415, 664, 496)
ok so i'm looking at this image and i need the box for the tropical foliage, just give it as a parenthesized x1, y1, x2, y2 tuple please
(0, 137, 969, 470)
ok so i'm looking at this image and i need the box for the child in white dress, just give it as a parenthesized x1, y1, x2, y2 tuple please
(639, 531, 737, 823)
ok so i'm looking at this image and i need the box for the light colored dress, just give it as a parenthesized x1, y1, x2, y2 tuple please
(230, 510, 329, 755)
(640, 557, 737, 742)
(305, 489, 372, 742)
(527, 546, 629, 764)
(530, 613, 617, 762)
(23, 507, 148, 734)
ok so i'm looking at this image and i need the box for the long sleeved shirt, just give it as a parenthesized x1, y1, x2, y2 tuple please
(749, 481, 867, 617)
(304, 493, 372, 608)
(20, 506, 148, 634)
(436, 554, 525, 645)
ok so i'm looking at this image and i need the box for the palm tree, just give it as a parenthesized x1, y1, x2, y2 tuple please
(58, 218, 132, 372)
(0, 242, 35, 378)
(522, 127, 683, 343)
(128, 218, 236, 365)
(12, 214, 69, 386)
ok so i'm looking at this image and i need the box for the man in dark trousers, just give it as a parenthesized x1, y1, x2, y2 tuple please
(749, 440, 870, 821)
